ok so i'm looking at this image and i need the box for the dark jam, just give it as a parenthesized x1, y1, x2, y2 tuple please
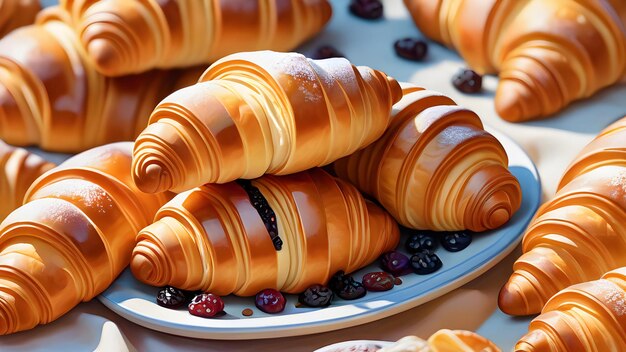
(237, 180, 283, 250)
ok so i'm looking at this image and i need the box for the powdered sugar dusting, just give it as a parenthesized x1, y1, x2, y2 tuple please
(596, 280, 626, 316)
(609, 170, 626, 200)
(47, 180, 114, 214)
(273, 53, 321, 102)
(438, 126, 482, 145)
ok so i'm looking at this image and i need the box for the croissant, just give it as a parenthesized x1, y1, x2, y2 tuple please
(58, 0, 332, 76)
(0, 7, 204, 153)
(499, 117, 626, 316)
(131, 50, 403, 193)
(403, 0, 626, 122)
(0, 140, 55, 220)
(380, 329, 500, 352)
(0, 142, 171, 335)
(130, 168, 399, 296)
(0, 0, 40, 37)
(515, 267, 626, 352)
(333, 83, 521, 232)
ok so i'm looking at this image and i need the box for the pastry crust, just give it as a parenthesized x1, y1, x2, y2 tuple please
(130, 168, 399, 296)
(0, 0, 40, 37)
(500, 117, 626, 315)
(0, 7, 204, 153)
(516, 267, 626, 352)
(132, 50, 402, 193)
(404, 0, 626, 121)
(59, 0, 333, 76)
(0, 140, 54, 220)
(333, 83, 521, 232)
(0, 142, 171, 335)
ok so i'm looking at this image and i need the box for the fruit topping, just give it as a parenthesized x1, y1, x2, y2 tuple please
(452, 69, 483, 93)
(329, 271, 367, 300)
(299, 284, 334, 307)
(405, 232, 437, 253)
(394, 38, 428, 61)
(188, 293, 224, 318)
(255, 289, 286, 314)
(156, 286, 192, 308)
(410, 251, 443, 275)
(349, 0, 383, 20)
(379, 251, 412, 276)
(362, 272, 395, 292)
(441, 231, 472, 252)
(237, 180, 282, 250)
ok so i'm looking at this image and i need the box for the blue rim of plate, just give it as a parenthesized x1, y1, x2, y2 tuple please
(98, 126, 541, 340)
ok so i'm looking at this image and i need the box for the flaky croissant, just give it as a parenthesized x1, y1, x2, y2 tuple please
(333, 83, 521, 232)
(0, 142, 171, 335)
(0, 7, 203, 153)
(499, 117, 626, 316)
(59, 0, 332, 76)
(515, 267, 626, 352)
(0, 140, 55, 220)
(0, 0, 40, 37)
(132, 50, 402, 193)
(130, 168, 399, 296)
(404, 0, 626, 122)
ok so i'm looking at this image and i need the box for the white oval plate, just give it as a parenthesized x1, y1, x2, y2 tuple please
(98, 127, 541, 340)
(315, 340, 393, 352)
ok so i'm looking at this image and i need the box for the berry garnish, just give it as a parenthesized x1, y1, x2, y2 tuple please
(410, 251, 443, 275)
(311, 45, 345, 60)
(299, 284, 334, 307)
(156, 286, 191, 308)
(441, 231, 472, 252)
(405, 232, 438, 254)
(379, 251, 412, 276)
(394, 38, 428, 61)
(362, 272, 395, 292)
(188, 293, 224, 318)
(349, 0, 383, 20)
(452, 69, 483, 93)
(329, 271, 367, 300)
(255, 289, 286, 314)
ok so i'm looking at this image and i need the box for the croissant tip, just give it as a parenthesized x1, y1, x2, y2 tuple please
(85, 38, 124, 76)
(515, 330, 553, 352)
(498, 281, 541, 316)
(133, 162, 172, 194)
(495, 80, 535, 122)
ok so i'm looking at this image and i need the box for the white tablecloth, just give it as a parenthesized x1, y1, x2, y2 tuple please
(2, 1, 626, 350)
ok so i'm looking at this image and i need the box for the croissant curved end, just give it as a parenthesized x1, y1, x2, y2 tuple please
(132, 156, 173, 194)
(85, 37, 125, 76)
(130, 240, 171, 287)
(515, 330, 554, 352)
(499, 274, 545, 316)
(476, 189, 515, 231)
(0, 292, 15, 335)
(495, 79, 540, 122)
(387, 75, 403, 103)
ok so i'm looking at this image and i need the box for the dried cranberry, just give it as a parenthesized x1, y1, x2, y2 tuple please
(441, 231, 472, 252)
(379, 251, 412, 276)
(452, 69, 483, 93)
(188, 293, 224, 318)
(349, 0, 383, 20)
(299, 284, 334, 307)
(362, 272, 394, 292)
(410, 251, 443, 275)
(156, 286, 192, 308)
(405, 232, 438, 254)
(311, 45, 345, 60)
(255, 289, 286, 314)
(394, 38, 428, 61)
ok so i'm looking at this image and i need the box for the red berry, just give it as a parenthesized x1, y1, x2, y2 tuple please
(255, 289, 286, 314)
(188, 293, 224, 318)
(362, 272, 395, 292)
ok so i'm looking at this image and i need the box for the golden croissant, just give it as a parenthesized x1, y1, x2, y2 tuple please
(0, 0, 40, 37)
(333, 83, 521, 232)
(59, 0, 332, 76)
(499, 116, 626, 316)
(0, 142, 171, 335)
(380, 329, 500, 352)
(404, 0, 626, 122)
(515, 267, 626, 352)
(132, 50, 403, 193)
(0, 140, 55, 220)
(130, 168, 399, 296)
(0, 7, 204, 153)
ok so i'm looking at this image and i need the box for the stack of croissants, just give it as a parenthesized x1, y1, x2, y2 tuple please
(0, 0, 623, 351)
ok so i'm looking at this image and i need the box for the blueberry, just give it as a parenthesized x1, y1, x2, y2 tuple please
(452, 69, 483, 93)
(329, 271, 367, 300)
(349, 0, 383, 20)
(156, 286, 192, 308)
(394, 38, 428, 61)
(441, 231, 472, 252)
(299, 284, 334, 307)
(379, 251, 412, 276)
(405, 232, 438, 254)
(410, 251, 443, 275)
